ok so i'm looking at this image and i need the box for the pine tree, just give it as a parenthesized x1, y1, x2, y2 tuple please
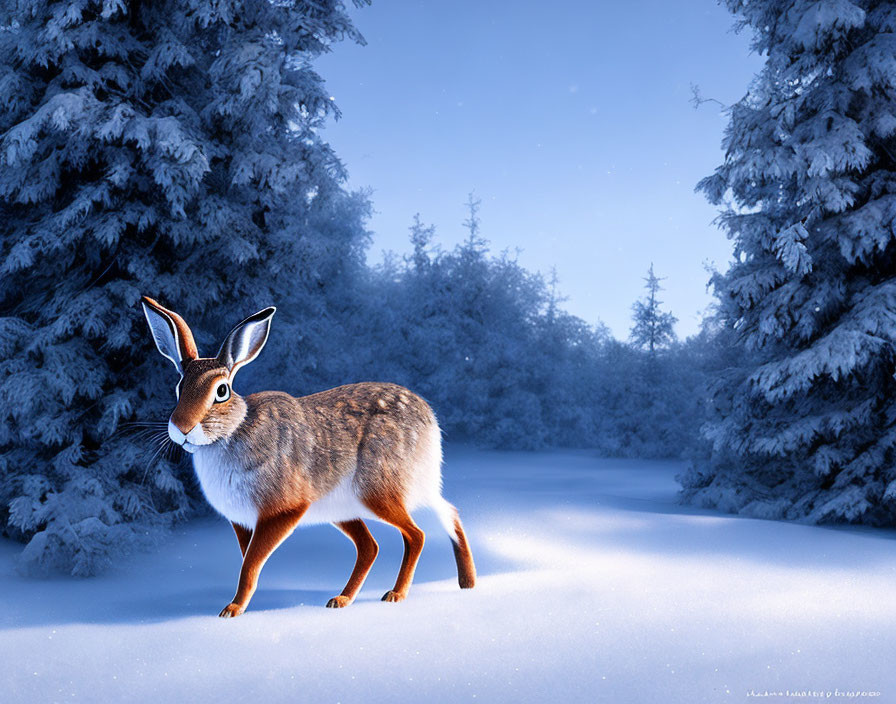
(680, 0, 896, 525)
(0, 0, 368, 574)
(409, 213, 437, 274)
(599, 265, 692, 458)
(629, 264, 678, 355)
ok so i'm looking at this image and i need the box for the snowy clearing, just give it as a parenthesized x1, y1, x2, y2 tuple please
(2, 446, 894, 703)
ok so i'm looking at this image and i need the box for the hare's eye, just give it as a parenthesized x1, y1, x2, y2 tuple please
(214, 382, 231, 403)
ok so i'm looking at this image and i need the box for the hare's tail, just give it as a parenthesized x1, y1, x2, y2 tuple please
(416, 419, 476, 588)
(432, 496, 476, 589)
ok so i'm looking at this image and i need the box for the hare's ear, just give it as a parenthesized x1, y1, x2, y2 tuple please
(216, 307, 276, 380)
(141, 296, 199, 374)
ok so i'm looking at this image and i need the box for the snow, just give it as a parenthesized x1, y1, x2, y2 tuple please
(2, 446, 894, 702)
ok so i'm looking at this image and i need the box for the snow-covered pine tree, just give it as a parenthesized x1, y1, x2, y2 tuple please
(0, 0, 368, 575)
(629, 263, 678, 356)
(680, 0, 896, 524)
(600, 264, 692, 458)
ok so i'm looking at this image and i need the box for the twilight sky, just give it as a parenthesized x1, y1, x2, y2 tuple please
(316, 1, 763, 338)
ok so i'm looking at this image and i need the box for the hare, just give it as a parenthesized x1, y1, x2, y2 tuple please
(141, 296, 476, 618)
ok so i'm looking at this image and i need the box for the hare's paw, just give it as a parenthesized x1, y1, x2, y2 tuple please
(218, 602, 246, 618)
(381, 590, 406, 603)
(326, 596, 352, 609)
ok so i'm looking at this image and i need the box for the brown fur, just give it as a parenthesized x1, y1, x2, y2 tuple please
(141, 297, 198, 361)
(327, 519, 379, 607)
(231, 522, 252, 558)
(143, 299, 477, 617)
(171, 359, 235, 434)
(220, 504, 308, 618)
(210, 383, 437, 515)
(361, 493, 426, 602)
(452, 515, 477, 589)
(213, 382, 472, 613)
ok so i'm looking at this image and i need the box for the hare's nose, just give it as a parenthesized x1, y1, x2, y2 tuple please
(167, 419, 188, 445)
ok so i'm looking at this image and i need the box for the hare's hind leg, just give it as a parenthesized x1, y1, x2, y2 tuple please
(327, 519, 379, 608)
(362, 496, 425, 603)
(432, 497, 476, 589)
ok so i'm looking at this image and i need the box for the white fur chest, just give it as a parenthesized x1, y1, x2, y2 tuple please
(191, 444, 259, 529)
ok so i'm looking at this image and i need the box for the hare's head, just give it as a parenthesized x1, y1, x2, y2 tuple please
(141, 297, 276, 453)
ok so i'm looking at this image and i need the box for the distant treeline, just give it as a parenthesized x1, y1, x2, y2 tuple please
(279, 199, 712, 460)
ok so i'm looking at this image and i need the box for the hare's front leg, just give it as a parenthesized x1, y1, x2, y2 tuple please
(326, 520, 379, 608)
(219, 505, 308, 618)
(231, 522, 252, 557)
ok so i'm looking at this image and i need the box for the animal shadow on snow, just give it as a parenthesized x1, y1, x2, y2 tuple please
(0, 507, 516, 630)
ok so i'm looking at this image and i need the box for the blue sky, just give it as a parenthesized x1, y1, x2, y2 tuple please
(317, 1, 763, 338)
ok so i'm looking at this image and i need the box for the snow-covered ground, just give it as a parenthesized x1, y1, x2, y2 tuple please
(2, 446, 894, 703)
